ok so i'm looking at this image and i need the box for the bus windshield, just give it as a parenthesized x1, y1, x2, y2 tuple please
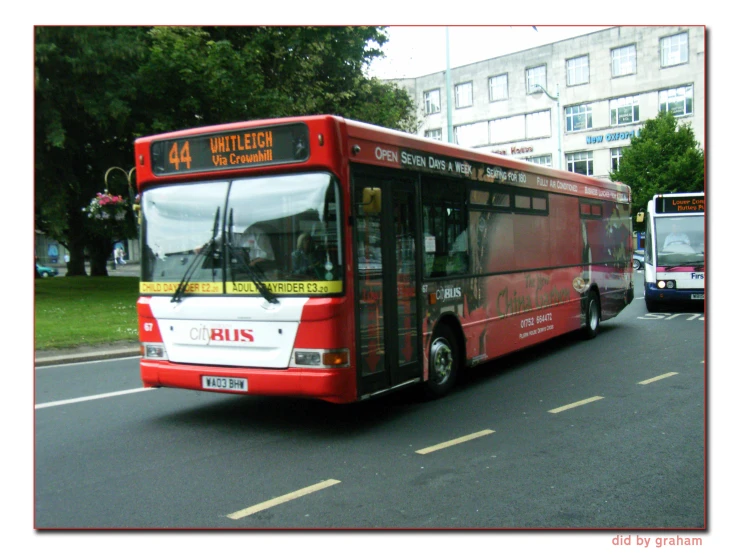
(141, 172, 343, 294)
(655, 215, 705, 267)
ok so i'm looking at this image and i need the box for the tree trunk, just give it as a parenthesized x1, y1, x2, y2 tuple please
(66, 242, 88, 276)
(88, 236, 113, 277)
(64, 211, 89, 277)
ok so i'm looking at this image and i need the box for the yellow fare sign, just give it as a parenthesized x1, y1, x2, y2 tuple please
(140, 281, 343, 295)
(227, 281, 343, 294)
(140, 282, 224, 294)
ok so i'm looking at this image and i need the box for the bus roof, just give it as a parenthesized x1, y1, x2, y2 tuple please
(135, 114, 630, 202)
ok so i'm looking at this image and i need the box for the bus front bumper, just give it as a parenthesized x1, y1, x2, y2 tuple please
(141, 360, 358, 404)
(645, 283, 705, 303)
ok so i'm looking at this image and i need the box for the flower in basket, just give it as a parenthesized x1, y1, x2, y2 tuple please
(83, 190, 128, 221)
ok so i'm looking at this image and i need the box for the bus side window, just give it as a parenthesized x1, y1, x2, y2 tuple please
(422, 183, 468, 278)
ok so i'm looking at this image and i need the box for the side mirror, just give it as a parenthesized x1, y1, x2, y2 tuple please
(362, 187, 382, 214)
(635, 211, 644, 223)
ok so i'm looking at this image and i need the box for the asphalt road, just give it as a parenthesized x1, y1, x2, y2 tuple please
(34, 278, 706, 530)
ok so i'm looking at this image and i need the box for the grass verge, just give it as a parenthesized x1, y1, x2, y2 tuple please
(34, 277, 139, 350)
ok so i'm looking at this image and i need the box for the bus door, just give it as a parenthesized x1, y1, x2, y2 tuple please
(353, 170, 422, 397)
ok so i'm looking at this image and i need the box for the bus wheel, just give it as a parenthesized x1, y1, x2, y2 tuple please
(645, 297, 661, 313)
(582, 291, 600, 340)
(424, 324, 458, 399)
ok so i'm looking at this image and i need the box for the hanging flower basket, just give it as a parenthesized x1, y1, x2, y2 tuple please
(83, 190, 132, 237)
(83, 190, 128, 221)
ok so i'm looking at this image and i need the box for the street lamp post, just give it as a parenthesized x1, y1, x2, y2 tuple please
(534, 84, 562, 170)
(445, 27, 454, 144)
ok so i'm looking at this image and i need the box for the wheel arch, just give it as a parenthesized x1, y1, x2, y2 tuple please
(432, 313, 467, 369)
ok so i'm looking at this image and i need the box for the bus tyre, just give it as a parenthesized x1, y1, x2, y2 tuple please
(645, 297, 660, 313)
(423, 324, 458, 399)
(582, 291, 600, 340)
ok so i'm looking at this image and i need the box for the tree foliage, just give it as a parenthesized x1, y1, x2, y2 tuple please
(35, 26, 419, 275)
(35, 26, 149, 275)
(610, 111, 704, 228)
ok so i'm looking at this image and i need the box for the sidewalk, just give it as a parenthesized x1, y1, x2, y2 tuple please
(52, 262, 141, 278)
(35, 341, 140, 367)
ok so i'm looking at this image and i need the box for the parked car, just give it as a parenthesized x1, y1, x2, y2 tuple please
(36, 263, 58, 278)
(632, 249, 645, 270)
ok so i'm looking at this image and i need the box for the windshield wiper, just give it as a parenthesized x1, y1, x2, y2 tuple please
(661, 263, 703, 271)
(171, 207, 220, 303)
(226, 208, 278, 304)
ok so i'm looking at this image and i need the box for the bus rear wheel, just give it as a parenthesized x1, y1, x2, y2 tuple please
(582, 291, 600, 340)
(423, 324, 458, 399)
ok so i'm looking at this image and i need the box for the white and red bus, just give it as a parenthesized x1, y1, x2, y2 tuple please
(640, 192, 705, 312)
(134, 115, 633, 403)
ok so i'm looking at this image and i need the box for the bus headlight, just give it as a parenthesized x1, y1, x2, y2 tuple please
(657, 280, 676, 290)
(292, 348, 350, 368)
(143, 342, 168, 360)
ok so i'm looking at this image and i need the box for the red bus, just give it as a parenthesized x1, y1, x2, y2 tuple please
(134, 115, 633, 403)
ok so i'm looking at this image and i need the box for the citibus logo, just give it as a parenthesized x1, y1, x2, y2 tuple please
(436, 286, 462, 301)
(190, 325, 255, 343)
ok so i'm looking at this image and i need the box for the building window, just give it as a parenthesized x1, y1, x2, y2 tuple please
(526, 65, 546, 94)
(526, 110, 551, 139)
(489, 115, 526, 144)
(610, 95, 640, 126)
(661, 32, 688, 67)
(566, 55, 589, 86)
(424, 128, 443, 141)
(489, 74, 508, 102)
(424, 89, 441, 114)
(565, 104, 593, 132)
(524, 155, 552, 167)
(611, 44, 636, 77)
(567, 151, 594, 176)
(454, 121, 488, 147)
(455, 82, 473, 108)
(659, 85, 694, 116)
(611, 147, 624, 172)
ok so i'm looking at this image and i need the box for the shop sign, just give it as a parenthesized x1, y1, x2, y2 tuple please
(585, 129, 640, 144)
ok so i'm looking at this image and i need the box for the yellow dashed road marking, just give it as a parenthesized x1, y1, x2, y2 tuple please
(548, 396, 604, 414)
(416, 429, 495, 455)
(227, 479, 341, 520)
(639, 372, 679, 385)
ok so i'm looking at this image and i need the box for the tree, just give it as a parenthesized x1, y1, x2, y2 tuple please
(35, 26, 419, 276)
(610, 110, 704, 229)
(35, 26, 149, 275)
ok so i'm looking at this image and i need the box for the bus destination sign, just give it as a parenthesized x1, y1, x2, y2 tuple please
(150, 123, 310, 176)
(656, 194, 704, 214)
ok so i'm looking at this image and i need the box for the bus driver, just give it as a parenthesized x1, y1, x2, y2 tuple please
(663, 222, 691, 250)
(239, 225, 275, 267)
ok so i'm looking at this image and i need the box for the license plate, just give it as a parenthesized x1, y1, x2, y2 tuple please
(691, 294, 705, 300)
(201, 376, 248, 392)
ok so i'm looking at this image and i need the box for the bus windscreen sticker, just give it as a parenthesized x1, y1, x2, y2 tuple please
(150, 123, 310, 175)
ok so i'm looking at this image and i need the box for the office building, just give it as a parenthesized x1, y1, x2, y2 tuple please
(391, 26, 704, 180)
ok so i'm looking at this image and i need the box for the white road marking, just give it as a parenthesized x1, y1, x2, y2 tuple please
(227, 479, 341, 520)
(415, 429, 495, 455)
(548, 396, 604, 414)
(638, 372, 679, 385)
(35, 387, 156, 409)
